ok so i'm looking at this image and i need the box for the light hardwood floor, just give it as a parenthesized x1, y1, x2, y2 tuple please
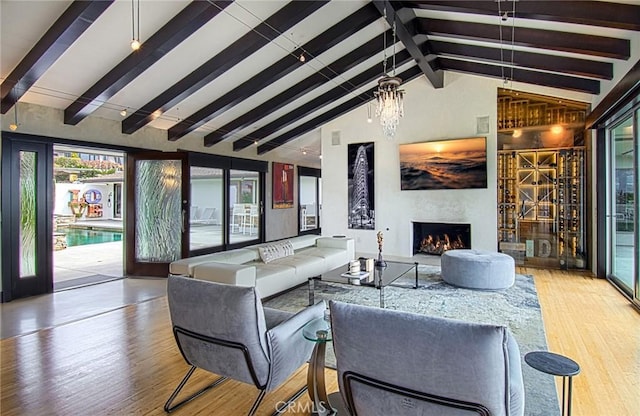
(0, 269, 638, 415)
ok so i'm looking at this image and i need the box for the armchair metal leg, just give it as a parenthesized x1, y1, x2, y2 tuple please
(248, 389, 267, 416)
(271, 385, 308, 416)
(164, 365, 227, 413)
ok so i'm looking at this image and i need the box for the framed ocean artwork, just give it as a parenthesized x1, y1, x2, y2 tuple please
(399, 137, 487, 190)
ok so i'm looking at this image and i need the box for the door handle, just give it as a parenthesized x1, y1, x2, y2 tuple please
(181, 209, 186, 233)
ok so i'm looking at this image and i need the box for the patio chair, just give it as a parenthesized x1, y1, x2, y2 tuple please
(165, 275, 325, 415)
(329, 300, 525, 416)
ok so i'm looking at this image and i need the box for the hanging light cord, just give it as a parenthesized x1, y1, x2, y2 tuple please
(510, 0, 516, 83)
(498, 1, 505, 84)
(392, 20, 397, 76)
(498, 1, 517, 86)
(131, 0, 140, 43)
(383, 6, 388, 75)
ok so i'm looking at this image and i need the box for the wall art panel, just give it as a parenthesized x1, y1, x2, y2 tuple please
(348, 142, 375, 229)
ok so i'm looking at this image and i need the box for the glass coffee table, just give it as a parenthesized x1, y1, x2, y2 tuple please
(308, 261, 419, 308)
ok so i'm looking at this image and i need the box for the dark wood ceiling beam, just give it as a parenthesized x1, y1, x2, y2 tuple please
(436, 58, 600, 94)
(233, 49, 415, 151)
(430, 41, 613, 80)
(402, 1, 640, 31)
(203, 30, 392, 147)
(0, 0, 113, 114)
(121, 1, 327, 134)
(418, 18, 630, 60)
(63, 1, 232, 125)
(256, 66, 422, 155)
(372, 0, 443, 88)
(167, 3, 380, 141)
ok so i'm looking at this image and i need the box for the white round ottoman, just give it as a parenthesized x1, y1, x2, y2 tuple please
(441, 249, 515, 290)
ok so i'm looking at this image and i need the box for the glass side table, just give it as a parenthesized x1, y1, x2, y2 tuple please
(303, 317, 336, 416)
(525, 351, 580, 416)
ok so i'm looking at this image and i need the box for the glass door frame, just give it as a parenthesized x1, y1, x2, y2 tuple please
(187, 152, 267, 255)
(297, 166, 321, 236)
(1, 133, 54, 302)
(599, 102, 639, 307)
(125, 151, 190, 277)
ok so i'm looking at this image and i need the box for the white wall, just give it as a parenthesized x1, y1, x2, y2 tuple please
(321, 71, 596, 258)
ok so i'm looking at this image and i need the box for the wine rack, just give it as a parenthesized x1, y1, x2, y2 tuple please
(497, 147, 586, 269)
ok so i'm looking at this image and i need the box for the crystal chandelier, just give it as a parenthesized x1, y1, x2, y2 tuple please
(374, 7, 404, 139)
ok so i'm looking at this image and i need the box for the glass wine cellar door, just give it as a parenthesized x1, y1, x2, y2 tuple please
(496, 88, 589, 269)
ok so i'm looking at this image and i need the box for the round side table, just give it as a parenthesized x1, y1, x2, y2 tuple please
(525, 351, 580, 416)
(303, 317, 336, 416)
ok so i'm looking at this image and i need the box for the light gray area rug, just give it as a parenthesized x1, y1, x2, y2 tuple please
(265, 265, 559, 416)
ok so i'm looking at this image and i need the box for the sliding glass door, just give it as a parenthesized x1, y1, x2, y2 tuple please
(298, 166, 321, 234)
(229, 170, 261, 244)
(606, 110, 638, 304)
(190, 166, 224, 251)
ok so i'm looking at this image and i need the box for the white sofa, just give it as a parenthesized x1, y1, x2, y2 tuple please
(169, 235, 355, 298)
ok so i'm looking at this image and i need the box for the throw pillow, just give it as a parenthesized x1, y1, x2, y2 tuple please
(258, 241, 294, 263)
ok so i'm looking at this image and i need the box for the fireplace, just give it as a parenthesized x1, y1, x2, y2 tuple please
(412, 222, 471, 255)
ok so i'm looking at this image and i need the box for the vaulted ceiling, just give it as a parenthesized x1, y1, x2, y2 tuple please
(2, 0, 639, 159)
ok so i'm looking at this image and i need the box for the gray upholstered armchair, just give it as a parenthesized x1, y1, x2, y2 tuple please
(165, 275, 325, 415)
(330, 301, 525, 416)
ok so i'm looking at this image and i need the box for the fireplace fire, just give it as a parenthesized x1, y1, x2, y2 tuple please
(413, 222, 471, 255)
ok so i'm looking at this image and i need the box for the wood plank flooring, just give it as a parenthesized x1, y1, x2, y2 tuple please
(0, 269, 638, 415)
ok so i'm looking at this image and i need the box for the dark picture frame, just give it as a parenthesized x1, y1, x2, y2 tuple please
(272, 162, 294, 209)
(399, 137, 487, 190)
(348, 142, 375, 229)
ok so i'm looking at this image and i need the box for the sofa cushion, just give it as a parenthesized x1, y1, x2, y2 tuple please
(193, 263, 257, 287)
(169, 248, 258, 275)
(287, 234, 320, 250)
(268, 254, 326, 282)
(214, 248, 261, 264)
(258, 241, 294, 263)
(252, 264, 297, 298)
(170, 253, 223, 276)
(296, 247, 349, 271)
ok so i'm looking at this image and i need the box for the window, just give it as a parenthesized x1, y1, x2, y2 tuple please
(298, 167, 321, 234)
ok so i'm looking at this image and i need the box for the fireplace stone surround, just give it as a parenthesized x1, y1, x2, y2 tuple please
(412, 222, 471, 256)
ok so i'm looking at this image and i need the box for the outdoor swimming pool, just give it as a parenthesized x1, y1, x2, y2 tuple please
(62, 228, 123, 247)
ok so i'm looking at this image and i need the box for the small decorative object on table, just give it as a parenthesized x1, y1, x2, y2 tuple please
(343, 260, 370, 285)
(375, 231, 387, 267)
(359, 257, 375, 272)
(348, 260, 361, 275)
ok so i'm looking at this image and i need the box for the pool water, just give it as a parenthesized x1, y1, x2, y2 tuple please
(62, 228, 123, 247)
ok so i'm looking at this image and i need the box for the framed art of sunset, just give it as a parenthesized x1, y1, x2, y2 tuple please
(399, 137, 487, 190)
